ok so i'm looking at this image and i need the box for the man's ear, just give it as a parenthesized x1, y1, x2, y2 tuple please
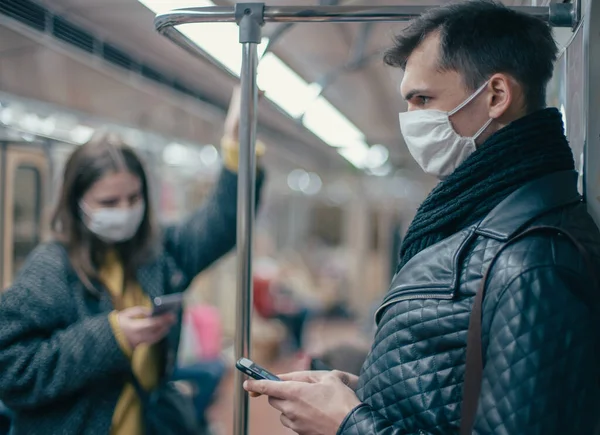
(486, 73, 513, 119)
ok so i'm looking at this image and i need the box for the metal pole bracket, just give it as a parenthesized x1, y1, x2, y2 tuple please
(236, 3, 265, 43)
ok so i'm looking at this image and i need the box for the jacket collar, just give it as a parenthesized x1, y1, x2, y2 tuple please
(475, 170, 582, 241)
(377, 170, 582, 324)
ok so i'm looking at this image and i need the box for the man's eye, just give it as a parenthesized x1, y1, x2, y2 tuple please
(417, 96, 431, 105)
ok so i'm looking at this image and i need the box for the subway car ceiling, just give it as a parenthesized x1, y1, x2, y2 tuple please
(0, 1, 574, 189)
(0, 20, 341, 175)
(0, 0, 439, 175)
(30, 0, 574, 164)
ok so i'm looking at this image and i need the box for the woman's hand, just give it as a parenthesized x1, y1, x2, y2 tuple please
(223, 86, 242, 141)
(117, 306, 176, 349)
(223, 85, 266, 141)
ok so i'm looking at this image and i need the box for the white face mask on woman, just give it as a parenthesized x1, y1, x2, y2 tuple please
(399, 81, 493, 180)
(80, 202, 145, 243)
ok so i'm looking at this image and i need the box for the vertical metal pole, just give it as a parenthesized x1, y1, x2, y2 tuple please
(233, 45, 257, 433)
(234, 5, 264, 435)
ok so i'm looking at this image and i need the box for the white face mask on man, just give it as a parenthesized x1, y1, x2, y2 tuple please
(80, 202, 145, 243)
(399, 81, 493, 180)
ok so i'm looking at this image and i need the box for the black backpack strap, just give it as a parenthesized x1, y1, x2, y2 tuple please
(460, 225, 598, 435)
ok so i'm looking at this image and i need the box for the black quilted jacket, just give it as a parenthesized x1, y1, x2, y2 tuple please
(0, 169, 263, 435)
(339, 170, 600, 435)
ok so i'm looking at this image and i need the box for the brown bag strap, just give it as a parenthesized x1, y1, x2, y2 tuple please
(460, 225, 598, 435)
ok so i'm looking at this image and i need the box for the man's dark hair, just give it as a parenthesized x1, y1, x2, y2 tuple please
(384, 0, 558, 112)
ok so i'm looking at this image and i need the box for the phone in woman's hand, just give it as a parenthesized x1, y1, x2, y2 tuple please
(151, 293, 184, 316)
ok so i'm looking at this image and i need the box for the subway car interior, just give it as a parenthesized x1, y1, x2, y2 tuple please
(0, 0, 598, 434)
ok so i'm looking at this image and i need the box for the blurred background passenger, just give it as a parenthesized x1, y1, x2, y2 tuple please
(174, 303, 226, 432)
(253, 254, 311, 355)
(0, 87, 264, 435)
(253, 234, 326, 356)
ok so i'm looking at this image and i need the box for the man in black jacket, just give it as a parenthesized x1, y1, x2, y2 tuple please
(245, 1, 600, 434)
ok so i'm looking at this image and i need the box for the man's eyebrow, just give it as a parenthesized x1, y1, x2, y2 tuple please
(403, 89, 427, 101)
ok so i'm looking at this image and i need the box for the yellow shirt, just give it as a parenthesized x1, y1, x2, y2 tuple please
(103, 251, 161, 435)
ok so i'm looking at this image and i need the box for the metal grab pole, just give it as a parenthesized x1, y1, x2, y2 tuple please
(233, 5, 264, 435)
(233, 41, 256, 435)
(155, 3, 577, 30)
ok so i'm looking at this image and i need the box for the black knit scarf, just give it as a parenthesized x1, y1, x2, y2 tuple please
(397, 108, 575, 271)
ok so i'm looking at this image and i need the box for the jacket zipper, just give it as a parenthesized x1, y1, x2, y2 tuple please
(375, 292, 455, 324)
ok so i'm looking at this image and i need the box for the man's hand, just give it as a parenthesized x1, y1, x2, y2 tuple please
(281, 371, 359, 390)
(247, 370, 359, 398)
(244, 370, 361, 435)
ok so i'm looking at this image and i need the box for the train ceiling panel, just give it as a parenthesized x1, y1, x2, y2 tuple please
(0, 2, 350, 173)
(6, 0, 561, 178)
(26, 0, 423, 174)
